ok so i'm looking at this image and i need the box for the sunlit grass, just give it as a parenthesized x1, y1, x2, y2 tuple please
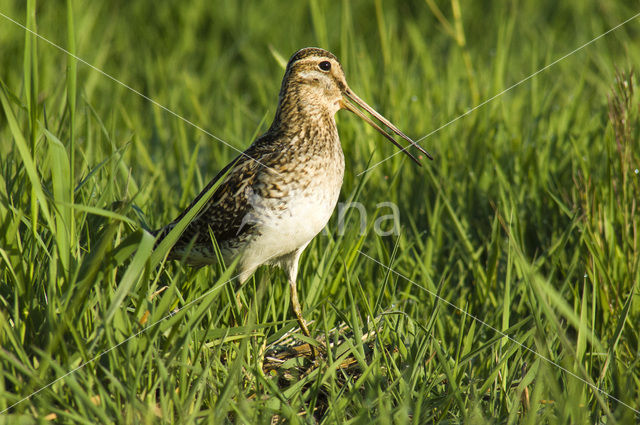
(1, 0, 639, 423)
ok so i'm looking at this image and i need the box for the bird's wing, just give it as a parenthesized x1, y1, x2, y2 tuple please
(157, 137, 284, 256)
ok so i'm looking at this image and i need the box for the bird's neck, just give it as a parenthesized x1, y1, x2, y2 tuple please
(270, 86, 338, 138)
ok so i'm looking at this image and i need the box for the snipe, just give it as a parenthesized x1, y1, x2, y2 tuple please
(155, 47, 431, 337)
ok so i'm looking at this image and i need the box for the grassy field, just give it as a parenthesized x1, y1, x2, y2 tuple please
(1, 0, 639, 423)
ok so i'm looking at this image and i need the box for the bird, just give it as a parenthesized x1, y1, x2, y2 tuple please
(154, 47, 431, 337)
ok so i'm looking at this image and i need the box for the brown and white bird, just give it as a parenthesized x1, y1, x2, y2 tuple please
(155, 47, 431, 336)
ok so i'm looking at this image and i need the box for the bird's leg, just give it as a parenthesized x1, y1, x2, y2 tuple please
(289, 275, 319, 360)
(284, 248, 311, 337)
(285, 247, 318, 359)
(289, 276, 311, 337)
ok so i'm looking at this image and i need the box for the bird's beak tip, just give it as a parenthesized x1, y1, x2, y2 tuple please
(343, 89, 430, 166)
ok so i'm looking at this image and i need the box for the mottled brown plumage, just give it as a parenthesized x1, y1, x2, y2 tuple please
(156, 47, 430, 336)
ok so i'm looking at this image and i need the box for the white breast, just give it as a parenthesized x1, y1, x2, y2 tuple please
(229, 172, 342, 279)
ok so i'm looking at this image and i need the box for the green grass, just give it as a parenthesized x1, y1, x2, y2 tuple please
(1, 0, 639, 423)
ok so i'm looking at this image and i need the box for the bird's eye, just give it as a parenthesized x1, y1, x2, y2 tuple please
(318, 61, 331, 71)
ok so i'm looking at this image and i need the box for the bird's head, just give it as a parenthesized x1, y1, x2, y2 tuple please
(277, 47, 432, 164)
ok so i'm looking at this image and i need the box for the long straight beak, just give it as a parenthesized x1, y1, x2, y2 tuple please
(341, 89, 433, 165)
